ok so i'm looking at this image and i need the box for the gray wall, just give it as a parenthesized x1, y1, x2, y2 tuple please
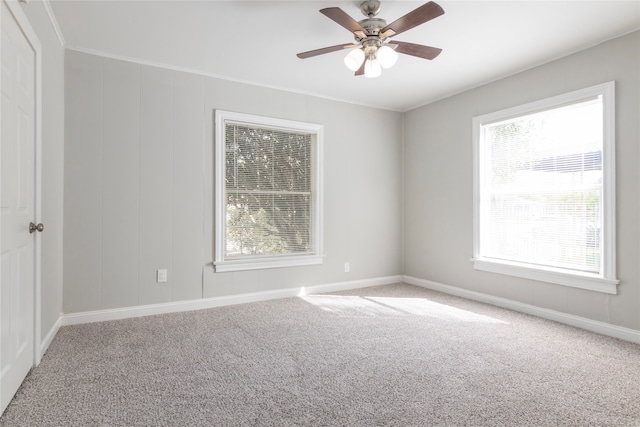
(63, 50, 403, 313)
(21, 1, 65, 344)
(403, 31, 640, 330)
(62, 26, 640, 333)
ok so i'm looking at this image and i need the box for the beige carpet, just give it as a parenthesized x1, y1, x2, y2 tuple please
(1, 283, 639, 426)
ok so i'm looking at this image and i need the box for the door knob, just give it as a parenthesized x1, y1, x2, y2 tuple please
(29, 222, 44, 233)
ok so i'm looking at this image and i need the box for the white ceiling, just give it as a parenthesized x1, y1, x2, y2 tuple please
(49, 1, 640, 112)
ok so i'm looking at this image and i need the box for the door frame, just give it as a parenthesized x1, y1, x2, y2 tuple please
(2, 0, 43, 365)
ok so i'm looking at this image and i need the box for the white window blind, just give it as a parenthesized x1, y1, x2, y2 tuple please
(472, 82, 618, 294)
(214, 111, 324, 272)
(482, 98, 603, 272)
(225, 124, 313, 258)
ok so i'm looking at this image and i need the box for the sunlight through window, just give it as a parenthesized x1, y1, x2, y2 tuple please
(301, 295, 507, 324)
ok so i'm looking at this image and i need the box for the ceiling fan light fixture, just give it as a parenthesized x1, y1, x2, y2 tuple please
(344, 48, 365, 71)
(377, 45, 398, 69)
(364, 58, 382, 78)
(297, 1, 445, 78)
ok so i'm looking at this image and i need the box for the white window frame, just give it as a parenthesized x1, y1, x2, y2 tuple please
(472, 82, 618, 294)
(214, 110, 324, 272)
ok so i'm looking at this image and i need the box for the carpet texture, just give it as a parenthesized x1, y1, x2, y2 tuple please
(1, 283, 639, 426)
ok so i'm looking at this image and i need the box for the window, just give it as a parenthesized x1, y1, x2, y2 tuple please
(214, 110, 323, 272)
(472, 82, 618, 294)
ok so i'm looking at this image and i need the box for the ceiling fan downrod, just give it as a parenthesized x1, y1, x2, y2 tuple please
(360, 0, 382, 18)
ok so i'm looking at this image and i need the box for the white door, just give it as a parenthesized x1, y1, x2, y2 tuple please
(0, 0, 36, 415)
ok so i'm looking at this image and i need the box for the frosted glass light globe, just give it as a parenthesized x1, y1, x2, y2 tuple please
(377, 45, 398, 69)
(344, 48, 365, 71)
(364, 58, 382, 78)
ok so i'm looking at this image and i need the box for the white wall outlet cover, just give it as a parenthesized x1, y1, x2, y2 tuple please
(157, 269, 168, 283)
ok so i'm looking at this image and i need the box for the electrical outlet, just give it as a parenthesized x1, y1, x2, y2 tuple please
(344, 262, 350, 273)
(157, 269, 168, 283)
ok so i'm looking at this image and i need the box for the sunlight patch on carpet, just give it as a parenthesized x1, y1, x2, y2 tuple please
(301, 295, 508, 324)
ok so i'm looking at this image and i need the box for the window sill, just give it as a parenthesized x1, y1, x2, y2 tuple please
(214, 254, 324, 273)
(470, 257, 619, 294)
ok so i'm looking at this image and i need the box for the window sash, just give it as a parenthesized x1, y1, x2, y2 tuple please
(472, 82, 618, 294)
(224, 191, 313, 258)
(214, 111, 324, 272)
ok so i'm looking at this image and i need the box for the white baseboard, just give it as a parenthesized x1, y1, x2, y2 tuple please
(404, 275, 640, 344)
(298, 275, 403, 296)
(58, 274, 638, 343)
(61, 275, 403, 326)
(38, 316, 61, 364)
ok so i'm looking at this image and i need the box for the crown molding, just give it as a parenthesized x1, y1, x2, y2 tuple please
(63, 44, 401, 113)
(42, 0, 65, 46)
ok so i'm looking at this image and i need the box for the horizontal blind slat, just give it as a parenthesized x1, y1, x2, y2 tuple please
(225, 123, 313, 258)
(482, 97, 603, 273)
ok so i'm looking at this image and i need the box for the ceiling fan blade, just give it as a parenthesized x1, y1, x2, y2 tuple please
(393, 41, 442, 60)
(297, 44, 356, 59)
(355, 60, 366, 76)
(381, 1, 444, 37)
(320, 7, 366, 34)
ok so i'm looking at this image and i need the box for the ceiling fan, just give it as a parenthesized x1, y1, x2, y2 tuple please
(297, 0, 444, 78)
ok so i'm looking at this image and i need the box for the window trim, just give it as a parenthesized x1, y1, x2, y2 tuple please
(471, 81, 618, 294)
(214, 110, 324, 273)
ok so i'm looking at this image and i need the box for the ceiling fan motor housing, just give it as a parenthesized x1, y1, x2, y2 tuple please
(357, 17, 387, 38)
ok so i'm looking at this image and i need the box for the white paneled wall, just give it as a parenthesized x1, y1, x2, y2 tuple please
(171, 72, 205, 302)
(102, 60, 140, 309)
(139, 66, 173, 305)
(64, 50, 403, 313)
(64, 52, 103, 312)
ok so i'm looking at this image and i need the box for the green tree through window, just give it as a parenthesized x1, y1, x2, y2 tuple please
(214, 110, 323, 272)
(225, 125, 312, 257)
